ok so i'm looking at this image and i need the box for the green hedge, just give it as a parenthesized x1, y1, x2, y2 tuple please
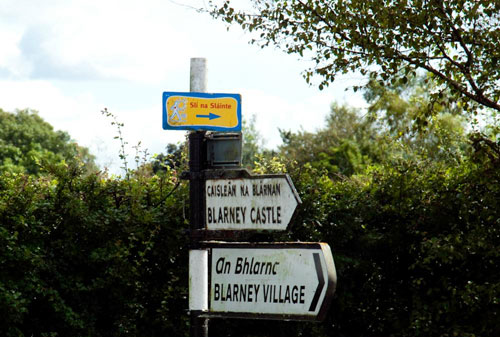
(287, 140, 499, 337)
(1, 139, 499, 336)
(0, 162, 189, 337)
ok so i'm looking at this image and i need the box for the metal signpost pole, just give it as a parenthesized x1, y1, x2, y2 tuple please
(189, 58, 209, 337)
(162, 58, 335, 336)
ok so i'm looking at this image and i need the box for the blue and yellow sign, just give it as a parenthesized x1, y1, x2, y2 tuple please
(162, 92, 241, 131)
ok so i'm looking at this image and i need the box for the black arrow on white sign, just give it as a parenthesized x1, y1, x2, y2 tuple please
(309, 253, 325, 312)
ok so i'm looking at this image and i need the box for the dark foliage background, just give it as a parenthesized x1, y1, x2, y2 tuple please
(0, 161, 190, 336)
(1, 82, 499, 337)
(1, 135, 498, 337)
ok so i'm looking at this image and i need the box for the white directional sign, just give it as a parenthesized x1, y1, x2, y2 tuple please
(205, 174, 301, 231)
(205, 242, 336, 321)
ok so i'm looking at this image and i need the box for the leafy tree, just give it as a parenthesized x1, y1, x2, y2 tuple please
(279, 103, 377, 176)
(278, 74, 470, 177)
(209, 0, 500, 116)
(151, 143, 187, 174)
(0, 108, 97, 175)
(364, 75, 469, 164)
(242, 115, 269, 168)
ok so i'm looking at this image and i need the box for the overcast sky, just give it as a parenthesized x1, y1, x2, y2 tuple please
(0, 0, 366, 173)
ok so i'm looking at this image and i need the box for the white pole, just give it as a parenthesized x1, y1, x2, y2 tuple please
(188, 57, 209, 337)
(190, 58, 207, 93)
(189, 249, 208, 311)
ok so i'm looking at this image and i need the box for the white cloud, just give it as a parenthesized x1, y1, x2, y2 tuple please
(0, 0, 201, 82)
(0, 0, 368, 174)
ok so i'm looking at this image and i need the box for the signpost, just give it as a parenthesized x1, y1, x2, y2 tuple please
(205, 242, 336, 321)
(166, 58, 337, 337)
(162, 92, 242, 132)
(205, 171, 301, 231)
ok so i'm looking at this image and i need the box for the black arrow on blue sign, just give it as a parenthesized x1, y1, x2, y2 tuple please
(309, 253, 324, 312)
(196, 112, 221, 120)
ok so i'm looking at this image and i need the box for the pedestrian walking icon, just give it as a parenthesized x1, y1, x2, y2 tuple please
(168, 98, 187, 124)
